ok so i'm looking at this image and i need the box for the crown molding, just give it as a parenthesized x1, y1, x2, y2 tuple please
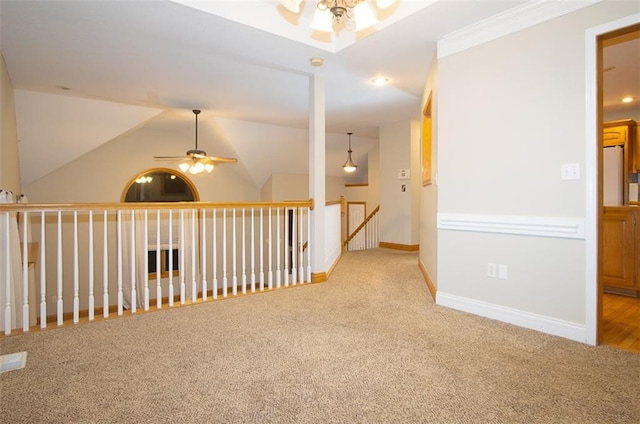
(437, 0, 605, 58)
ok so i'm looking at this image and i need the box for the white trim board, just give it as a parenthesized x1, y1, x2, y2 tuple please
(436, 292, 587, 343)
(437, 213, 585, 239)
(438, 0, 604, 58)
(584, 13, 640, 346)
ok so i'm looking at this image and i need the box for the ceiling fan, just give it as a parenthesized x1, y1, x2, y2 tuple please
(154, 109, 237, 175)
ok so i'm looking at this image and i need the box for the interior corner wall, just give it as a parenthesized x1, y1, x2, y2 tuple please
(260, 175, 274, 201)
(435, 0, 638, 341)
(420, 56, 438, 288)
(379, 120, 419, 246)
(0, 53, 21, 193)
(24, 123, 260, 203)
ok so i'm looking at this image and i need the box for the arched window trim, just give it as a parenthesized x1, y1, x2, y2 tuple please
(120, 167, 200, 203)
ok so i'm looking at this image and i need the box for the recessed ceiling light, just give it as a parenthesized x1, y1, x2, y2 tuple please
(371, 77, 389, 86)
(310, 57, 324, 67)
(622, 96, 635, 103)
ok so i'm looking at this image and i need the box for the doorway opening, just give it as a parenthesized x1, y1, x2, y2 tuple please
(597, 23, 640, 351)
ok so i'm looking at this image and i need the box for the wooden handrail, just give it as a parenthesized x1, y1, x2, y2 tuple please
(344, 205, 379, 246)
(0, 199, 313, 213)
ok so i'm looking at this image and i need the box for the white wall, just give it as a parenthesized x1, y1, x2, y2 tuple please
(24, 116, 260, 203)
(419, 57, 438, 288)
(379, 120, 420, 246)
(0, 53, 20, 193)
(434, 0, 639, 341)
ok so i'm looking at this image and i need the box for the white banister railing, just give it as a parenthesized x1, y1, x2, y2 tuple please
(0, 200, 313, 335)
(345, 206, 380, 252)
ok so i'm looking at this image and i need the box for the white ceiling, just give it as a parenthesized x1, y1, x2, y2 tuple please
(1, 0, 637, 187)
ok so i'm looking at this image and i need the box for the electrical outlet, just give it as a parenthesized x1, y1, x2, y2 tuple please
(487, 263, 497, 278)
(498, 264, 508, 280)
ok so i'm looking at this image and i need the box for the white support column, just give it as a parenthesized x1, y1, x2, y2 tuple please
(309, 74, 326, 282)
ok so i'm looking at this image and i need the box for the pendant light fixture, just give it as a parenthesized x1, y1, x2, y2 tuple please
(342, 132, 357, 173)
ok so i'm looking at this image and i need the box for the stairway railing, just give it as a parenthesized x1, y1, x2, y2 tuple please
(344, 206, 379, 252)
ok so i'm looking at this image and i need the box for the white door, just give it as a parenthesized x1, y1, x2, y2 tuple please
(347, 203, 366, 251)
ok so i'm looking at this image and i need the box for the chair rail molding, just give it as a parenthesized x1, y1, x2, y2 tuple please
(437, 213, 585, 239)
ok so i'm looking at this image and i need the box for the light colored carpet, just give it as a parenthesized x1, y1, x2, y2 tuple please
(1, 248, 639, 423)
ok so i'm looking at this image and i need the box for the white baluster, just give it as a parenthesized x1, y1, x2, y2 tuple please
(284, 208, 289, 287)
(180, 209, 185, 305)
(212, 208, 218, 300)
(73, 211, 79, 323)
(88, 211, 94, 321)
(156, 209, 161, 309)
(22, 211, 29, 331)
(117, 210, 123, 316)
(259, 208, 264, 291)
(168, 210, 174, 307)
(250, 208, 255, 293)
(306, 207, 311, 283)
(57, 211, 63, 325)
(130, 210, 137, 313)
(232, 208, 237, 296)
(276, 207, 281, 289)
(143, 210, 149, 311)
(268, 207, 273, 290)
(298, 208, 303, 283)
(291, 209, 297, 285)
(222, 209, 228, 298)
(103, 210, 109, 319)
(191, 208, 197, 303)
(4, 212, 12, 334)
(40, 211, 47, 328)
(202, 208, 207, 301)
(241, 208, 246, 295)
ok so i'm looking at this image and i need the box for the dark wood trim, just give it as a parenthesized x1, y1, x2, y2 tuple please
(345, 183, 368, 187)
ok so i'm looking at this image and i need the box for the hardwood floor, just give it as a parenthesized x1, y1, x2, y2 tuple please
(602, 293, 640, 353)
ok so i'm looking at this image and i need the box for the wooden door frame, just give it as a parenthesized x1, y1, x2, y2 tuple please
(586, 16, 640, 346)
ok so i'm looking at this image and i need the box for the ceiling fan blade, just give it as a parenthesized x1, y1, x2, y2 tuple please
(207, 156, 238, 163)
(154, 155, 187, 160)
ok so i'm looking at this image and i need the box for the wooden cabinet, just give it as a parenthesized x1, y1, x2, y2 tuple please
(635, 122, 640, 173)
(603, 124, 629, 147)
(603, 206, 639, 294)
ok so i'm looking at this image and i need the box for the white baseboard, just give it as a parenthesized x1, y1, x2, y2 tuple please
(436, 292, 587, 343)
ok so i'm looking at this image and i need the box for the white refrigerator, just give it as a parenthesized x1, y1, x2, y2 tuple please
(603, 145, 623, 206)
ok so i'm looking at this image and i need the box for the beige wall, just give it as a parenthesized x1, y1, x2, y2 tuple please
(419, 56, 438, 288)
(0, 53, 21, 193)
(435, 1, 639, 329)
(344, 141, 380, 212)
(379, 120, 420, 246)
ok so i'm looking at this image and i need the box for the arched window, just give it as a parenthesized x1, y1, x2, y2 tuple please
(121, 168, 199, 202)
(120, 168, 199, 285)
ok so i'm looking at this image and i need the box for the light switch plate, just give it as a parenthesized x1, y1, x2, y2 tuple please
(561, 163, 580, 180)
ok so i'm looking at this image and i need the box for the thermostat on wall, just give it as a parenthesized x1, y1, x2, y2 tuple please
(398, 169, 410, 180)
